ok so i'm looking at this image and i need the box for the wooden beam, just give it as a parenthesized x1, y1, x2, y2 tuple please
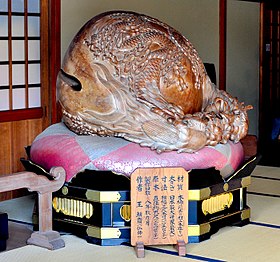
(0, 108, 43, 123)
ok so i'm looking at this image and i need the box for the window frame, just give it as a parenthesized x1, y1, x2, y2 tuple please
(0, 0, 61, 124)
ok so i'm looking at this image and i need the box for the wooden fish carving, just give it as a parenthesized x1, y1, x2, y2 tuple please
(57, 11, 252, 153)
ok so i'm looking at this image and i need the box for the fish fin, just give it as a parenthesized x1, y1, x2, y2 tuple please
(142, 120, 179, 145)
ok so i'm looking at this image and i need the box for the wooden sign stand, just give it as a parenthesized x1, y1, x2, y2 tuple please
(131, 167, 188, 258)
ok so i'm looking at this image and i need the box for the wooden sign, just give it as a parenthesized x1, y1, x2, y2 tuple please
(131, 167, 188, 257)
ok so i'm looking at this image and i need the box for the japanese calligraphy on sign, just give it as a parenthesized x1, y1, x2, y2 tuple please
(131, 167, 188, 246)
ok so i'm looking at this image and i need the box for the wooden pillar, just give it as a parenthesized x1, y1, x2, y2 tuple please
(50, 0, 61, 124)
(38, 193, 53, 232)
(219, 0, 227, 91)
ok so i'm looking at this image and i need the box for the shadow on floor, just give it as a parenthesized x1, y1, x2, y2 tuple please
(5, 222, 33, 251)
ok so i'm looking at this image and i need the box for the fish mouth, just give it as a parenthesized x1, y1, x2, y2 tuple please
(58, 69, 82, 91)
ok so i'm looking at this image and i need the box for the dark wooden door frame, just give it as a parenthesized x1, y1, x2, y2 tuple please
(259, 2, 280, 150)
(49, 0, 61, 124)
(219, 0, 227, 91)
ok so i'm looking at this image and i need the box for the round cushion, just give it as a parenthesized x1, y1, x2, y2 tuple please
(30, 123, 244, 182)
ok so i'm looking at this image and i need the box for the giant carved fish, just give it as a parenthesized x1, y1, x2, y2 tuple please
(57, 11, 252, 153)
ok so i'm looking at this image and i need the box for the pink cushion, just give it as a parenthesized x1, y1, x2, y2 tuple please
(30, 123, 245, 182)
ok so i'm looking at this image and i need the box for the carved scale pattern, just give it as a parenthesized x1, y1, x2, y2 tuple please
(84, 12, 205, 94)
(58, 11, 251, 153)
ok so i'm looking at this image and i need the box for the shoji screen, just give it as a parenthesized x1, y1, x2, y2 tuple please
(0, 0, 41, 111)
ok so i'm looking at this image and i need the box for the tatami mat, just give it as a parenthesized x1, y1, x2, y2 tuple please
(249, 177, 280, 197)
(1, 221, 280, 262)
(0, 165, 279, 262)
(251, 165, 280, 179)
(248, 194, 280, 224)
(249, 165, 280, 197)
(187, 224, 280, 262)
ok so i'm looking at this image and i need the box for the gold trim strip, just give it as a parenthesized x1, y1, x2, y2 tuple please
(189, 208, 251, 236)
(189, 187, 211, 201)
(211, 208, 250, 223)
(241, 208, 250, 220)
(86, 226, 122, 239)
(188, 223, 211, 236)
(226, 156, 256, 182)
(86, 190, 121, 202)
(241, 176, 251, 188)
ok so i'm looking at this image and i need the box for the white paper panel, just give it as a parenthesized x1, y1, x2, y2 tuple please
(12, 40, 25, 60)
(0, 65, 9, 86)
(0, 0, 8, 12)
(12, 16, 24, 36)
(0, 89, 9, 111)
(12, 0, 24, 12)
(28, 0, 40, 13)
(0, 41, 8, 61)
(0, 16, 8, 36)
(28, 40, 40, 60)
(12, 88, 26, 109)
(28, 63, 40, 84)
(28, 87, 41, 107)
(28, 17, 40, 36)
(12, 64, 25, 85)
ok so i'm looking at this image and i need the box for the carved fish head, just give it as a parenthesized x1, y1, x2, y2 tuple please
(58, 11, 208, 116)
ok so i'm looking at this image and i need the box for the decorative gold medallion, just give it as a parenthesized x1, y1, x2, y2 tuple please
(61, 186, 68, 195)
(223, 183, 229, 192)
(201, 192, 233, 215)
(120, 204, 131, 222)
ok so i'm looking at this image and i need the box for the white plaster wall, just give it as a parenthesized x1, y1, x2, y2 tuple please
(61, 0, 219, 68)
(227, 0, 260, 135)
